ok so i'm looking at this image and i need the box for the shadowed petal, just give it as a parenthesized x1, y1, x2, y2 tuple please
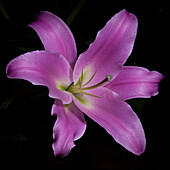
(6, 50, 73, 104)
(29, 11, 77, 67)
(52, 100, 86, 156)
(73, 9, 137, 86)
(73, 87, 146, 155)
(106, 66, 164, 100)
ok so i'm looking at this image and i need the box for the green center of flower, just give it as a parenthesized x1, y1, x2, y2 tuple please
(66, 70, 112, 98)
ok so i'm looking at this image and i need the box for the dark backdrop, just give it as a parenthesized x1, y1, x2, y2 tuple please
(0, 0, 169, 169)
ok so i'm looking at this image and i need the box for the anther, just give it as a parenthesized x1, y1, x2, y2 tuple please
(105, 75, 113, 82)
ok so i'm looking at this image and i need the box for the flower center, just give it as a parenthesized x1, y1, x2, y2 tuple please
(66, 70, 112, 98)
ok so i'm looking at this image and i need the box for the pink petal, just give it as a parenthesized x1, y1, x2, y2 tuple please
(29, 11, 77, 67)
(73, 87, 146, 155)
(73, 9, 137, 86)
(106, 66, 164, 100)
(6, 50, 73, 104)
(51, 100, 86, 156)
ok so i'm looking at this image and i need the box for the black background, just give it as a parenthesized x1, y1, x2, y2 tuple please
(0, 0, 169, 169)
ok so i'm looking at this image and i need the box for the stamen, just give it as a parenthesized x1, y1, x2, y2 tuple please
(66, 82, 74, 91)
(82, 71, 97, 87)
(79, 69, 84, 88)
(66, 73, 113, 97)
(81, 74, 113, 91)
(82, 91, 102, 98)
(105, 75, 113, 82)
(79, 78, 81, 88)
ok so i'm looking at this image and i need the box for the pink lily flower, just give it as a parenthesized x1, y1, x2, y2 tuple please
(6, 9, 163, 156)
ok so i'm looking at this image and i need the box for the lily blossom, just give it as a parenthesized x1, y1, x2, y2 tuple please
(6, 10, 164, 156)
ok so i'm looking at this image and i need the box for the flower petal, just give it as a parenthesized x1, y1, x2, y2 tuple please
(6, 50, 73, 104)
(52, 100, 86, 156)
(73, 9, 137, 86)
(106, 66, 164, 100)
(29, 11, 77, 67)
(73, 87, 146, 155)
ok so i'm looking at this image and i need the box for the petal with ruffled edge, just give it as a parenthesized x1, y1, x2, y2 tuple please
(106, 66, 164, 100)
(51, 100, 86, 156)
(6, 50, 73, 104)
(73, 87, 146, 155)
(29, 11, 77, 67)
(73, 9, 137, 86)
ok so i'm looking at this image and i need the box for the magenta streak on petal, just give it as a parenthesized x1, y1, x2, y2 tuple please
(90, 11, 131, 67)
(29, 11, 77, 67)
(94, 11, 136, 65)
(36, 20, 65, 55)
(106, 66, 164, 100)
(6, 50, 73, 104)
(96, 108, 142, 154)
(73, 10, 138, 87)
(51, 100, 86, 156)
(94, 105, 145, 155)
(73, 87, 146, 155)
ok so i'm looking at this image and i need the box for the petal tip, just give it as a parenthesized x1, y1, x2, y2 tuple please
(133, 134, 146, 156)
(6, 61, 16, 79)
(52, 141, 75, 157)
(6, 65, 10, 77)
(135, 147, 146, 156)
